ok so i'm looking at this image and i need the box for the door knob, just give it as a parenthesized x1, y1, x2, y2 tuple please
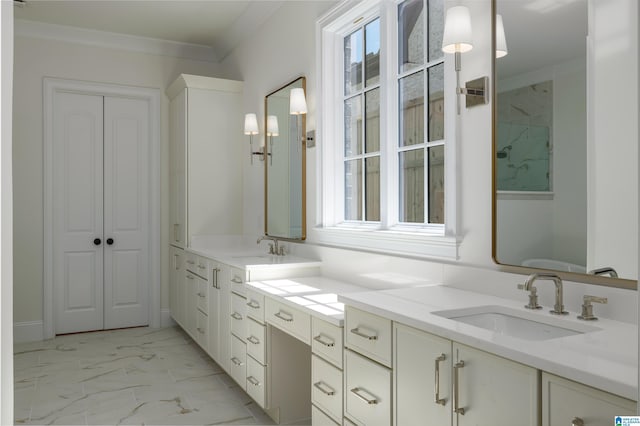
(106, 238, 114, 245)
(93, 238, 102, 246)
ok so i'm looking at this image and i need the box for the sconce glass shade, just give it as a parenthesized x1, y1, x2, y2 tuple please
(289, 88, 308, 115)
(442, 6, 473, 54)
(496, 14, 508, 58)
(244, 113, 259, 135)
(267, 115, 279, 136)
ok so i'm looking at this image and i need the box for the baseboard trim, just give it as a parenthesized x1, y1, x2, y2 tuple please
(14, 321, 44, 343)
(161, 308, 176, 328)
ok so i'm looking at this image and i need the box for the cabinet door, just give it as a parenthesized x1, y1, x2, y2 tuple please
(207, 263, 221, 363)
(169, 247, 183, 324)
(454, 343, 538, 426)
(169, 89, 187, 247)
(542, 373, 635, 425)
(394, 323, 451, 426)
(217, 264, 232, 373)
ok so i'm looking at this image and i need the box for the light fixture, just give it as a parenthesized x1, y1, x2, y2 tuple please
(441, 5, 488, 114)
(496, 14, 508, 58)
(266, 115, 279, 165)
(289, 88, 307, 153)
(244, 113, 263, 164)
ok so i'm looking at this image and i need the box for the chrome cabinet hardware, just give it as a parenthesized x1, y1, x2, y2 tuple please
(517, 283, 542, 310)
(274, 311, 293, 322)
(196, 327, 204, 334)
(247, 335, 260, 345)
(350, 387, 378, 405)
(186, 260, 195, 265)
(173, 254, 179, 271)
(578, 295, 608, 321)
(212, 268, 220, 289)
(173, 224, 179, 242)
(313, 334, 335, 347)
(434, 354, 446, 406)
(248, 376, 261, 386)
(350, 327, 378, 341)
(197, 264, 205, 269)
(247, 300, 260, 309)
(314, 381, 336, 396)
(197, 292, 205, 298)
(231, 276, 243, 284)
(453, 361, 465, 415)
(231, 312, 243, 320)
(231, 357, 244, 366)
(186, 275, 194, 280)
(572, 417, 584, 426)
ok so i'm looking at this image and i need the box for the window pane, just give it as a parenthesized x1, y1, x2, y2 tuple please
(365, 88, 380, 153)
(398, 0, 424, 73)
(428, 145, 445, 223)
(399, 71, 425, 147)
(399, 149, 425, 223)
(428, 64, 445, 141)
(344, 96, 362, 157)
(344, 29, 363, 96)
(365, 19, 380, 87)
(427, 0, 444, 62)
(365, 156, 381, 221)
(345, 159, 362, 221)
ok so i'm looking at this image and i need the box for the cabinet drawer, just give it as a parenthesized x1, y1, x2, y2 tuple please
(230, 293, 247, 340)
(345, 307, 392, 367)
(195, 256, 208, 277)
(344, 349, 391, 426)
(343, 418, 357, 426)
(229, 267, 246, 296)
(230, 335, 246, 391)
(245, 288, 265, 323)
(311, 405, 339, 426)
(246, 355, 267, 408)
(312, 355, 343, 423)
(312, 317, 343, 369)
(196, 275, 208, 314)
(185, 253, 197, 272)
(246, 318, 266, 365)
(195, 309, 208, 349)
(265, 298, 311, 344)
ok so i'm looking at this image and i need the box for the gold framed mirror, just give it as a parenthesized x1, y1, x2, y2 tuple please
(264, 77, 307, 240)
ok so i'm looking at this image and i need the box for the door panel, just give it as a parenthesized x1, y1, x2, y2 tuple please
(103, 96, 150, 329)
(53, 92, 104, 334)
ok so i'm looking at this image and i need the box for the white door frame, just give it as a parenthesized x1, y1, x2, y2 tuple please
(43, 77, 161, 339)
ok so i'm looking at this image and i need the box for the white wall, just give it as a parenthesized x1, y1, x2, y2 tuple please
(221, 0, 638, 325)
(12, 33, 224, 325)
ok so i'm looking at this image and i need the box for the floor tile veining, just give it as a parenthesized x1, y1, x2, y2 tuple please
(14, 326, 276, 425)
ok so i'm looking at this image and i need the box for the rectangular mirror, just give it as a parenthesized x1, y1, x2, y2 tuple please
(264, 77, 306, 240)
(492, 0, 637, 288)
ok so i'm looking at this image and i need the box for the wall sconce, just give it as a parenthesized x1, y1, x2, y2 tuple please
(266, 115, 279, 166)
(442, 5, 488, 114)
(496, 14, 508, 58)
(289, 88, 307, 152)
(244, 113, 264, 164)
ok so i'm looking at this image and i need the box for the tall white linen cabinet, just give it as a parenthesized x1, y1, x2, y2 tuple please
(166, 74, 244, 248)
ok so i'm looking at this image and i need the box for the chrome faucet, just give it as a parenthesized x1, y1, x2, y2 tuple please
(256, 235, 285, 256)
(520, 272, 568, 315)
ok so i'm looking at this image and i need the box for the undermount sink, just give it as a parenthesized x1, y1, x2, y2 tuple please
(432, 305, 600, 341)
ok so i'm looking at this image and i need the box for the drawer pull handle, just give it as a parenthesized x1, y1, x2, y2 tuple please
(453, 361, 465, 415)
(274, 311, 293, 322)
(350, 387, 378, 405)
(186, 275, 195, 280)
(197, 264, 205, 269)
(247, 300, 260, 309)
(247, 336, 260, 345)
(248, 376, 261, 386)
(186, 260, 195, 265)
(350, 327, 378, 341)
(173, 224, 179, 242)
(197, 292, 205, 298)
(231, 357, 244, 366)
(196, 327, 205, 334)
(231, 276, 243, 284)
(231, 312, 243, 321)
(434, 354, 446, 406)
(314, 381, 336, 396)
(313, 334, 335, 347)
(572, 418, 584, 426)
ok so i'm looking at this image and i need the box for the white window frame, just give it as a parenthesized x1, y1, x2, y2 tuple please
(315, 0, 459, 259)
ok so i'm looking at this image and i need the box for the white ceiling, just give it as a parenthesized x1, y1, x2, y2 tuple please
(14, 0, 287, 61)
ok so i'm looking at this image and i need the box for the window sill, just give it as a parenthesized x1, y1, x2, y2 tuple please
(310, 226, 460, 260)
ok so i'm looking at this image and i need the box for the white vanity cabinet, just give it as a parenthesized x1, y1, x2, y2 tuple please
(541, 373, 635, 425)
(206, 261, 223, 363)
(167, 74, 243, 248)
(169, 246, 185, 328)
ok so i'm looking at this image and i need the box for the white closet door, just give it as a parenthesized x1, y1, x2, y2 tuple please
(103, 96, 150, 329)
(53, 92, 104, 334)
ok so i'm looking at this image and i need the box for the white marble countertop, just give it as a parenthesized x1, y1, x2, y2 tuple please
(246, 276, 368, 327)
(185, 246, 322, 271)
(339, 285, 638, 400)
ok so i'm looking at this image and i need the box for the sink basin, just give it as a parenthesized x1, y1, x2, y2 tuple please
(432, 305, 600, 341)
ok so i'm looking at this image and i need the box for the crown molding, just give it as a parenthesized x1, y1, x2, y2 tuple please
(15, 19, 218, 63)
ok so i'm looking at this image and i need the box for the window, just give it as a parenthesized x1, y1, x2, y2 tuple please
(318, 0, 458, 258)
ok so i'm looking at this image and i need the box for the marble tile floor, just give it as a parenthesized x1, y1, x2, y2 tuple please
(14, 326, 279, 425)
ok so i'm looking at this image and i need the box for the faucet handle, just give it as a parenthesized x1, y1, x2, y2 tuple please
(578, 295, 608, 321)
(517, 284, 542, 310)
